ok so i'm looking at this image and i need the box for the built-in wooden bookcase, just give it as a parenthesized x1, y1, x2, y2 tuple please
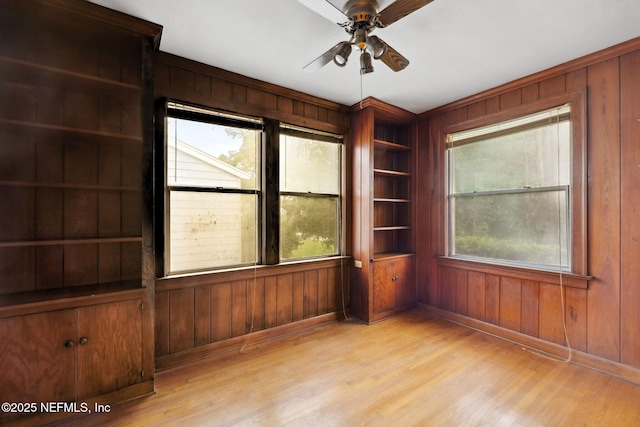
(351, 98, 416, 323)
(0, 1, 161, 422)
(373, 123, 412, 257)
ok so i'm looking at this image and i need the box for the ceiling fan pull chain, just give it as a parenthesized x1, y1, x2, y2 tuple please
(360, 70, 364, 109)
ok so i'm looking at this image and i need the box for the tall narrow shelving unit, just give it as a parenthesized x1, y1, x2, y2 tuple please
(0, 1, 161, 422)
(352, 98, 416, 323)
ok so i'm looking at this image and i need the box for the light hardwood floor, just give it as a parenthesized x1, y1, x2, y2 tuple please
(54, 310, 640, 426)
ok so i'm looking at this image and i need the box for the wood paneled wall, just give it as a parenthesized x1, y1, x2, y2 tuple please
(154, 259, 349, 369)
(154, 52, 350, 135)
(417, 38, 640, 373)
(152, 53, 351, 368)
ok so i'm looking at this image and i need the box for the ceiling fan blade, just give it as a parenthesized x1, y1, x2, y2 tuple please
(303, 42, 343, 72)
(297, 0, 348, 25)
(377, 40, 410, 72)
(377, 0, 435, 27)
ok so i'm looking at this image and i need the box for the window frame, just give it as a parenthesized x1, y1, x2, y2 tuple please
(442, 91, 587, 275)
(155, 99, 346, 277)
(279, 125, 344, 261)
(164, 101, 264, 274)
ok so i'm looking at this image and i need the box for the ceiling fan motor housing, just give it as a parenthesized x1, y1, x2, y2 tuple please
(344, 0, 379, 26)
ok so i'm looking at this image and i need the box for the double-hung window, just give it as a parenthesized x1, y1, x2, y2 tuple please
(447, 104, 576, 271)
(166, 102, 262, 274)
(163, 102, 344, 274)
(279, 126, 342, 260)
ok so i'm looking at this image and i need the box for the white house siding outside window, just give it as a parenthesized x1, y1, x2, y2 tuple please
(166, 103, 261, 274)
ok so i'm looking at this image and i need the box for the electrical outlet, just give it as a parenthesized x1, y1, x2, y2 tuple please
(354, 260, 362, 268)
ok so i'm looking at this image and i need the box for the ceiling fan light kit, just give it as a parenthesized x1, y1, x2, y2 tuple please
(360, 50, 374, 74)
(301, 0, 435, 75)
(334, 41, 353, 67)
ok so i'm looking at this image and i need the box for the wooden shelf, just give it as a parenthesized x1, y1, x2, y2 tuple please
(0, 118, 142, 144)
(0, 55, 141, 96)
(374, 139, 411, 151)
(373, 168, 411, 177)
(0, 180, 140, 192)
(372, 251, 414, 261)
(0, 237, 142, 249)
(0, 280, 143, 314)
(374, 198, 410, 203)
(374, 225, 411, 231)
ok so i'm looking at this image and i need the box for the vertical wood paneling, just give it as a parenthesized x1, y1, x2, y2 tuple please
(155, 293, 170, 357)
(247, 277, 265, 333)
(428, 115, 443, 307)
(454, 270, 468, 316)
(415, 120, 431, 304)
(520, 280, 539, 337)
(586, 58, 621, 361)
(467, 101, 486, 120)
(485, 274, 500, 325)
(64, 243, 97, 286)
(276, 274, 293, 325)
(154, 263, 348, 357)
(485, 96, 500, 115)
(565, 287, 587, 352)
(425, 42, 640, 370)
(439, 266, 456, 312)
(264, 276, 278, 328)
(194, 286, 210, 346)
(327, 267, 338, 313)
(620, 50, 640, 367)
(304, 270, 318, 318)
(35, 246, 62, 290)
(498, 277, 521, 332)
(539, 75, 565, 98)
(317, 268, 328, 314)
(521, 83, 539, 104)
(467, 271, 485, 321)
(169, 288, 194, 353)
(500, 89, 521, 110)
(538, 283, 564, 345)
(211, 283, 232, 342)
(231, 280, 247, 337)
(292, 272, 305, 322)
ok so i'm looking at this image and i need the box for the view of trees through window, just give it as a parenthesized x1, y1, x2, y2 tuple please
(166, 108, 343, 273)
(280, 133, 341, 259)
(448, 107, 571, 269)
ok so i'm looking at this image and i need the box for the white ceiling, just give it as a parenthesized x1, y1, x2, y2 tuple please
(89, 0, 640, 113)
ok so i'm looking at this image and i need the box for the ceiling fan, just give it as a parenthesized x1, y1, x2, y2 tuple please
(299, 0, 435, 75)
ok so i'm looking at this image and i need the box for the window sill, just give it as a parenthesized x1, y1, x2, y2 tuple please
(157, 256, 352, 291)
(436, 256, 593, 289)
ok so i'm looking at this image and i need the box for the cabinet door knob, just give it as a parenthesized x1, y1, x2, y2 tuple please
(79, 337, 88, 345)
(64, 340, 74, 348)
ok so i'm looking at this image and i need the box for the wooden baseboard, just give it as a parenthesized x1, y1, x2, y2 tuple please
(417, 303, 640, 386)
(155, 311, 346, 371)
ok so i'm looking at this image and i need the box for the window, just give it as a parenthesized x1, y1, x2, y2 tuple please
(162, 102, 344, 274)
(166, 102, 262, 273)
(447, 104, 575, 271)
(280, 126, 342, 260)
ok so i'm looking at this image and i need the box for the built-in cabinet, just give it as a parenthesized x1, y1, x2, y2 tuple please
(351, 98, 416, 323)
(0, 298, 144, 404)
(0, 0, 161, 422)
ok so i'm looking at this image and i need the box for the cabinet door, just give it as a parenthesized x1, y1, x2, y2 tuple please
(77, 299, 143, 399)
(0, 310, 76, 404)
(373, 263, 396, 313)
(372, 257, 413, 314)
(393, 257, 414, 308)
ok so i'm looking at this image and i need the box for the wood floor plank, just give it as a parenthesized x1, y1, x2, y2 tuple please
(37, 310, 640, 427)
